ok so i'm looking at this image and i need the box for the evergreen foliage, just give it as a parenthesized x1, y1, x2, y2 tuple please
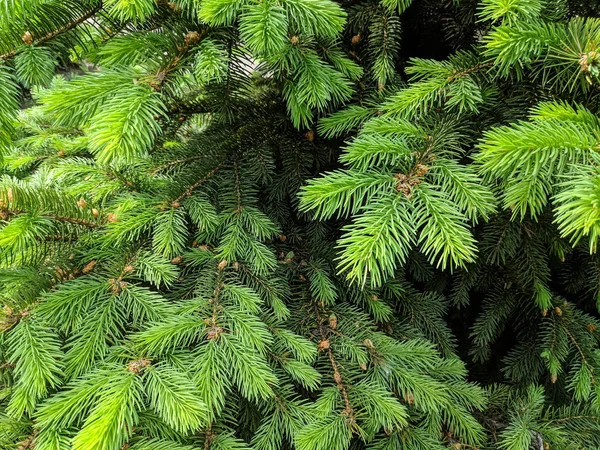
(0, 0, 600, 449)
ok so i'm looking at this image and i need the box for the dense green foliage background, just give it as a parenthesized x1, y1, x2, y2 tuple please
(1, 0, 600, 449)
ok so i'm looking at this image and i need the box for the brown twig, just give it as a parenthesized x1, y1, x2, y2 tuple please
(174, 167, 220, 203)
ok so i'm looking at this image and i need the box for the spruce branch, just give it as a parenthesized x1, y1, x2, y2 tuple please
(1, 1, 104, 61)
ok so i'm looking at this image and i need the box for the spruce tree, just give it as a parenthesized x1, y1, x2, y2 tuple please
(0, 0, 600, 449)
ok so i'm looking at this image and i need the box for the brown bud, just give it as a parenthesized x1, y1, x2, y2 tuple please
(555, 307, 563, 316)
(290, 35, 299, 45)
(405, 391, 415, 404)
(551, 374, 558, 383)
(57, 149, 65, 157)
(107, 213, 119, 223)
(359, 362, 367, 371)
(542, 309, 548, 317)
(22, 31, 33, 45)
(217, 259, 228, 270)
(82, 260, 97, 274)
(318, 339, 330, 351)
(329, 314, 338, 330)
(299, 274, 306, 281)
(305, 130, 315, 142)
(232, 261, 239, 271)
(108, 278, 128, 294)
(351, 34, 361, 45)
(363, 338, 374, 349)
(184, 31, 200, 45)
(92, 208, 99, 218)
(77, 197, 87, 208)
(55, 265, 66, 280)
(127, 358, 151, 374)
(123, 264, 134, 273)
(588, 323, 597, 332)
(414, 163, 429, 177)
(171, 201, 181, 209)
(206, 326, 223, 340)
(279, 234, 287, 242)
(6, 188, 13, 203)
(171, 256, 183, 264)
(370, 294, 378, 301)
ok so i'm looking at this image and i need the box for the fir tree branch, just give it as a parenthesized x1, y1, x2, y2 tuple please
(1, 2, 104, 61)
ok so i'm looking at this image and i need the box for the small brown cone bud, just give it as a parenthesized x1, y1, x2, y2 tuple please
(57, 149, 65, 156)
(207, 326, 223, 340)
(184, 31, 200, 45)
(551, 374, 558, 383)
(171, 256, 183, 264)
(414, 163, 429, 177)
(123, 264, 134, 273)
(7, 188, 13, 203)
(77, 197, 87, 208)
(82, 260, 96, 274)
(299, 274, 306, 281)
(217, 259, 228, 270)
(318, 339, 330, 351)
(363, 338, 374, 348)
(305, 130, 315, 142)
(107, 213, 119, 223)
(171, 201, 181, 208)
(290, 35, 299, 45)
(232, 261, 239, 271)
(329, 314, 338, 330)
(588, 323, 597, 332)
(92, 208, 99, 217)
(127, 358, 151, 374)
(351, 34, 361, 45)
(555, 307, 563, 316)
(370, 295, 378, 301)
(542, 309, 548, 316)
(279, 234, 287, 242)
(55, 265, 66, 280)
(359, 363, 367, 371)
(405, 391, 415, 404)
(22, 31, 33, 45)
